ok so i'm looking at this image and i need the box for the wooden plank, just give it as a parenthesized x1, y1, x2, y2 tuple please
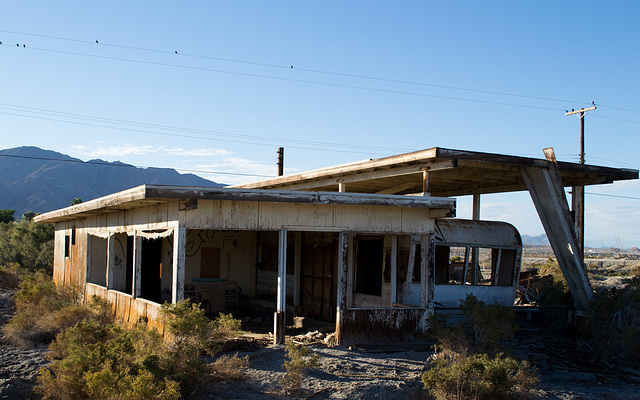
(133, 232, 142, 298)
(274, 229, 287, 345)
(521, 164, 594, 310)
(107, 235, 115, 290)
(335, 231, 349, 345)
(172, 227, 186, 304)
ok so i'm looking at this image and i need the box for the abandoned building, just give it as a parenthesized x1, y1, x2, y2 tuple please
(34, 147, 638, 344)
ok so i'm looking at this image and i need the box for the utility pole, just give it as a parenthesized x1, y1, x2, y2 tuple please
(565, 103, 596, 259)
(277, 147, 284, 176)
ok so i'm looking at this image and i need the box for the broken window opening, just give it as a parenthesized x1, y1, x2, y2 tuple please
(435, 245, 517, 287)
(354, 237, 384, 296)
(139, 237, 165, 304)
(110, 233, 131, 295)
(64, 235, 70, 258)
(88, 235, 107, 287)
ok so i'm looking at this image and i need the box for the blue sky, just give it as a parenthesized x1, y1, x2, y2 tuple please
(1, 2, 639, 247)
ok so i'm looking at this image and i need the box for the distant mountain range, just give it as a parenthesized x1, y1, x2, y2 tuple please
(521, 234, 550, 246)
(0, 146, 223, 218)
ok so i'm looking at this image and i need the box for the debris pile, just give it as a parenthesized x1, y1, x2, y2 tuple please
(515, 268, 553, 305)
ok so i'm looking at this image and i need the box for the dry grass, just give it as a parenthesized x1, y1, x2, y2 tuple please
(210, 354, 250, 380)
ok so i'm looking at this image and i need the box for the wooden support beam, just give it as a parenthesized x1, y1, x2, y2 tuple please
(390, 236, 398, 304)
(107, 235, 115, 290)
(172, 227, 186, 304)
(375, 181, 416, 195)
(274, 229, 287, 345)
(472, 194, 480, 284)
(521, 162, 594, 310)
(422, 169, 431, 196)
(338, 180, 346, 192)
(133, 231, 142, 298)
(335, 231, 349, 345)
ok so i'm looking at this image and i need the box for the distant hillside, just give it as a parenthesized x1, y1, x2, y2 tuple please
(522, 234, 550, 246)
(0, 146, 224, 218)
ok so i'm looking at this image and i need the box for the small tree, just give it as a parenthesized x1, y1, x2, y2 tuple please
(0, 209, 15, 223)
(71, 197, 83, 206)
(21, 211, 37, 222)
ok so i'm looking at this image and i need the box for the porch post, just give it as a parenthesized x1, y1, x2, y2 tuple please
(172, 227, 186, 304)
(274, 229, 287, 344)
(335, 231, 349, 345)
(132, 231, 142, 298)
(106, 234, 115, 290)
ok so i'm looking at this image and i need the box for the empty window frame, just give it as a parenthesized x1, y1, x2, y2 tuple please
(354, 237, 384, 296)
(88, 235, 107, 287)
(139, 237, 164, 304)
(435, 245, 516, 286)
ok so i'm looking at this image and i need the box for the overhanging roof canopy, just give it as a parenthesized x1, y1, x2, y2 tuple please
(233, 147, 638, 197)
(33, 185, 455, 224)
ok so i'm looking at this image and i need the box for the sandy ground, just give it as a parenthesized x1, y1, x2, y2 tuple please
(1, 285, 639, 399)
(186, 334, 640, 400)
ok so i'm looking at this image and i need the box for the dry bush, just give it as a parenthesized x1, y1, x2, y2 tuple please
(280, 342, 319, 394)
(578, 276, 640, 367)
(422, 352, 538, 400)
(37, 300, 242, 399)
(423, 295, 538, 400)
(2, 272, 93, 347)
(211, 354, 250, 380)
(0, 263, 22, 289)
(459, 295, 518, 354)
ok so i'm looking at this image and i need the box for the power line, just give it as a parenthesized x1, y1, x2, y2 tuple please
(0, 153, 273, 178)
(0, 104, 410, 155)
(7, 45, 566, 113)
(5, 28, 635, 113)
(585, 192, 640, 201)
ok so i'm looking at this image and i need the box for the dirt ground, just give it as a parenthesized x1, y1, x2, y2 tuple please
(185, 329, 640, 400)
(1, 286, 639, 399)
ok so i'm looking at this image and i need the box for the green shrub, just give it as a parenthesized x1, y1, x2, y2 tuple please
(38, 299, 241, 399)
(422, 352, 538, 400)
(578, 278, 640, 366)
(280, 342, 319, 394)
(3, 272, 91, 347)
(37, 319, 182, 400)
(459, 294, 518, 354)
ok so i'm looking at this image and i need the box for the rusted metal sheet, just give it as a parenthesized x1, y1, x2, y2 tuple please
(435, 218, 521, 248)
(339, 308, 427, 344)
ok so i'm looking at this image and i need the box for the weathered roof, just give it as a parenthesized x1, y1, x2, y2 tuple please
(233, 147, 638, 196)
(33, 184, 456, 224)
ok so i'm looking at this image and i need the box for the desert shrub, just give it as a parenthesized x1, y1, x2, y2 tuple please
(162, 300, 242, 356)
(423, 295, 537, 399)
(280, 342, 319, 394)
(0, 262, 23, 289)
(37, 319, 181, 400)
(422, 352, 538, 400)
(578, 278, 640, 366)
(211, 354, 250, 380)
(459, 295, 518, 354)
(3, 272, 92, 347)
(426, 313, 471, 357)
(37, 300, 242, 399)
